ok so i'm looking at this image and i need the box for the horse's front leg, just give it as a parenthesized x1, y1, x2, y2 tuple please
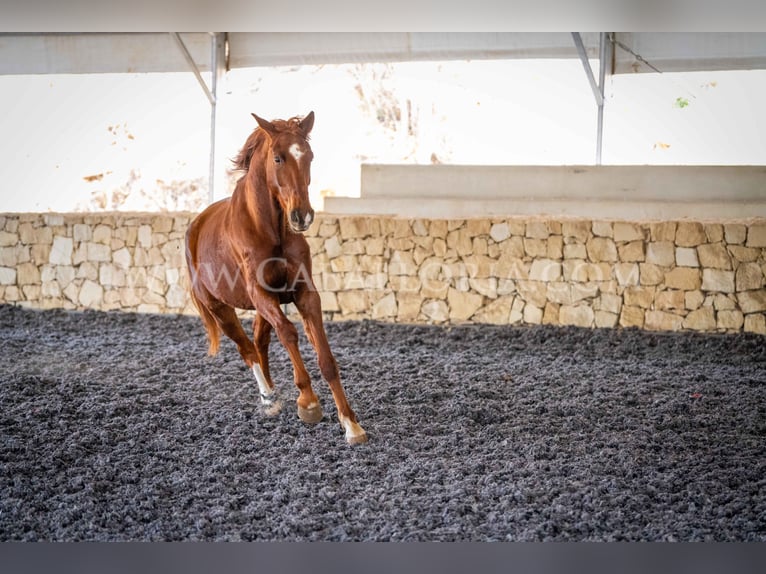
(250, 285, 323, 424)
(294, 286, 367, 445)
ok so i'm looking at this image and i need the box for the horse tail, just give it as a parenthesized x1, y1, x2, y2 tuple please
(189, 283, 222, 356)
(185, 226, 222, 357)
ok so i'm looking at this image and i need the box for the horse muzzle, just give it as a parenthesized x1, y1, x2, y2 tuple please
(288, 208, 315, 233)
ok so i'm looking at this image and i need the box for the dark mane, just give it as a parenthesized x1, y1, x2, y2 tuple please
(232, 115, 311, 172)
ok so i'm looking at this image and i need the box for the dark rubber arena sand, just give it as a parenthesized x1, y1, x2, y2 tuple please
(1, 304, 764, 541)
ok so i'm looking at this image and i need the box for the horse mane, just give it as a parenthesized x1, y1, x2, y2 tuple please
(232, 115, 311, 172)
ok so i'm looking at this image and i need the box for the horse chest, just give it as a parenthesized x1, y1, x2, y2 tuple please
(256, 251, 305, 297)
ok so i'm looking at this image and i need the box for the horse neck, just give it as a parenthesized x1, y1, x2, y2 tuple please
(231, 162, 283, 246)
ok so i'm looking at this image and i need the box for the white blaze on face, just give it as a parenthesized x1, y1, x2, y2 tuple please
(289, 143, 305, 162)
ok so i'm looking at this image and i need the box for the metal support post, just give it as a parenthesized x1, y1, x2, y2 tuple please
(572, 32, 611, 165)
(171, 32, 227, 203)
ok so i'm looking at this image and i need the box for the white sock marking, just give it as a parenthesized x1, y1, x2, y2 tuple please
(253, 363, 282, 415)
(252, 364, 272, 397)
(339, 415, 366, 441)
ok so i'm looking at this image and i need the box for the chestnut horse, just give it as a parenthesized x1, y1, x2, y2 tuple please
(185, 111, 367, 445)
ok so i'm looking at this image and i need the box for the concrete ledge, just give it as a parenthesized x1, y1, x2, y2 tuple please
(323, 197, 766, 221)
(329, 165, 766, 220)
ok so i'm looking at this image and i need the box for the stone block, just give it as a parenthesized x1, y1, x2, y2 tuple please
(469, 277, 498, 298)
(562, 221, 591, 242)
(337, 291, 369, 314)
(655, 289, 685, 311)
(547, 236, 563, 259)
(446, 228, 473, 256)
(592, 221, 613, 238)
(16, 262, 40, 285)
(466, 219, 490, 236)
(638, 263, 664, 286)
(701, 269, 735, 293)
(744, 313, 766, 334)
(430, 220, 448, 239)
(676, 222, 706, 247)
(645, 310, 683, 331)
(685, 290, 704, 310)
(339, 217, 380, 240)
(746, 224, 766, 247)
(87, 242, 112, 263)
(704, 224, 724, 244)
(510, 297, 525, 324)
(738, 290, 766, 314)
(598, 293, 622, 314)
(0, 266, 17, 285)
(615, 263, 639, 286)
(546, 283, 573, 305)
(665, 268, 701, 290)
(542, 302, 560, 325)
(697, 243, 732, 270)
(371, 292, 398, 319)
(624, 286, 655, 309)
(448, 288, 484, 321)
(138, 225, 152, 248)
(489, 223, 511, 242)
(396, 293, 423, 322)
(319, 291, 340, 312)
(675, 247, 699, 267)
(49, 236, 73, 265)
(728, 245, 760, 263)
(723, 224, 747, 245)
(166, 284, 187, 308)
(736, 262, 764, 291)
(422, 300, 449, 323)
(563, 243, 587, 259)
(92, 224, 112, 244)
(494, 255, 529, 280)
(586, 237, 617, 262)
(78, 279, 104, 307)
(717, 309, 744, 330)
(525, 221, 550, 239)
(646, 242, 675, 267)
(618, 240, 645, 262)
(613, 222, 644, 242)
(559, 304, 594, 328)
(523, 238, 548, 258)
(650, 221, 677, 242)
(682, 307, 716, 331)
(595, 310, 618, 328)
(516, 281, 547, 308)
(529, 259, 562, 282)
(523, 304, 543, 324)
(563, 259, 589, 282)
(472, 296, 512, 325)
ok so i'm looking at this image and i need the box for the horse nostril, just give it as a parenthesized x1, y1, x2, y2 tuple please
(290, 210, 301, 226)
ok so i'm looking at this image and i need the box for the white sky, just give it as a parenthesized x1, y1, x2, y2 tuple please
(1, 60, 764, 212)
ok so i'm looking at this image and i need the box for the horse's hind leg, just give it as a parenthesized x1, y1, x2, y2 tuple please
(206, 298, 282, 415)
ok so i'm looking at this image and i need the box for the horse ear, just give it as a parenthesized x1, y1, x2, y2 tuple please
(252, 113, 276, 137)
(299, 111, 315, 135)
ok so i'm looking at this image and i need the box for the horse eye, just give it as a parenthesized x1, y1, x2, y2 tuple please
(274, 155, 282, 164)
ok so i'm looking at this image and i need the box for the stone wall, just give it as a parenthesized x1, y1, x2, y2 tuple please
(1, 212, 765, 334)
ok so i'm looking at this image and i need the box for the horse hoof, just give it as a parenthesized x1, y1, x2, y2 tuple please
(339, 416, 368, 445)
(297, 403, 323, 424)
(261, 398, 283, 417)
(346, 430, 368, 445)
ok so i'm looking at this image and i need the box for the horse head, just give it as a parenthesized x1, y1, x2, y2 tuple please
(252, 111, 316, 233)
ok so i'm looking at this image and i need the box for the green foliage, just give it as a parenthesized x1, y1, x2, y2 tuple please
(674, 97, 690, 109)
